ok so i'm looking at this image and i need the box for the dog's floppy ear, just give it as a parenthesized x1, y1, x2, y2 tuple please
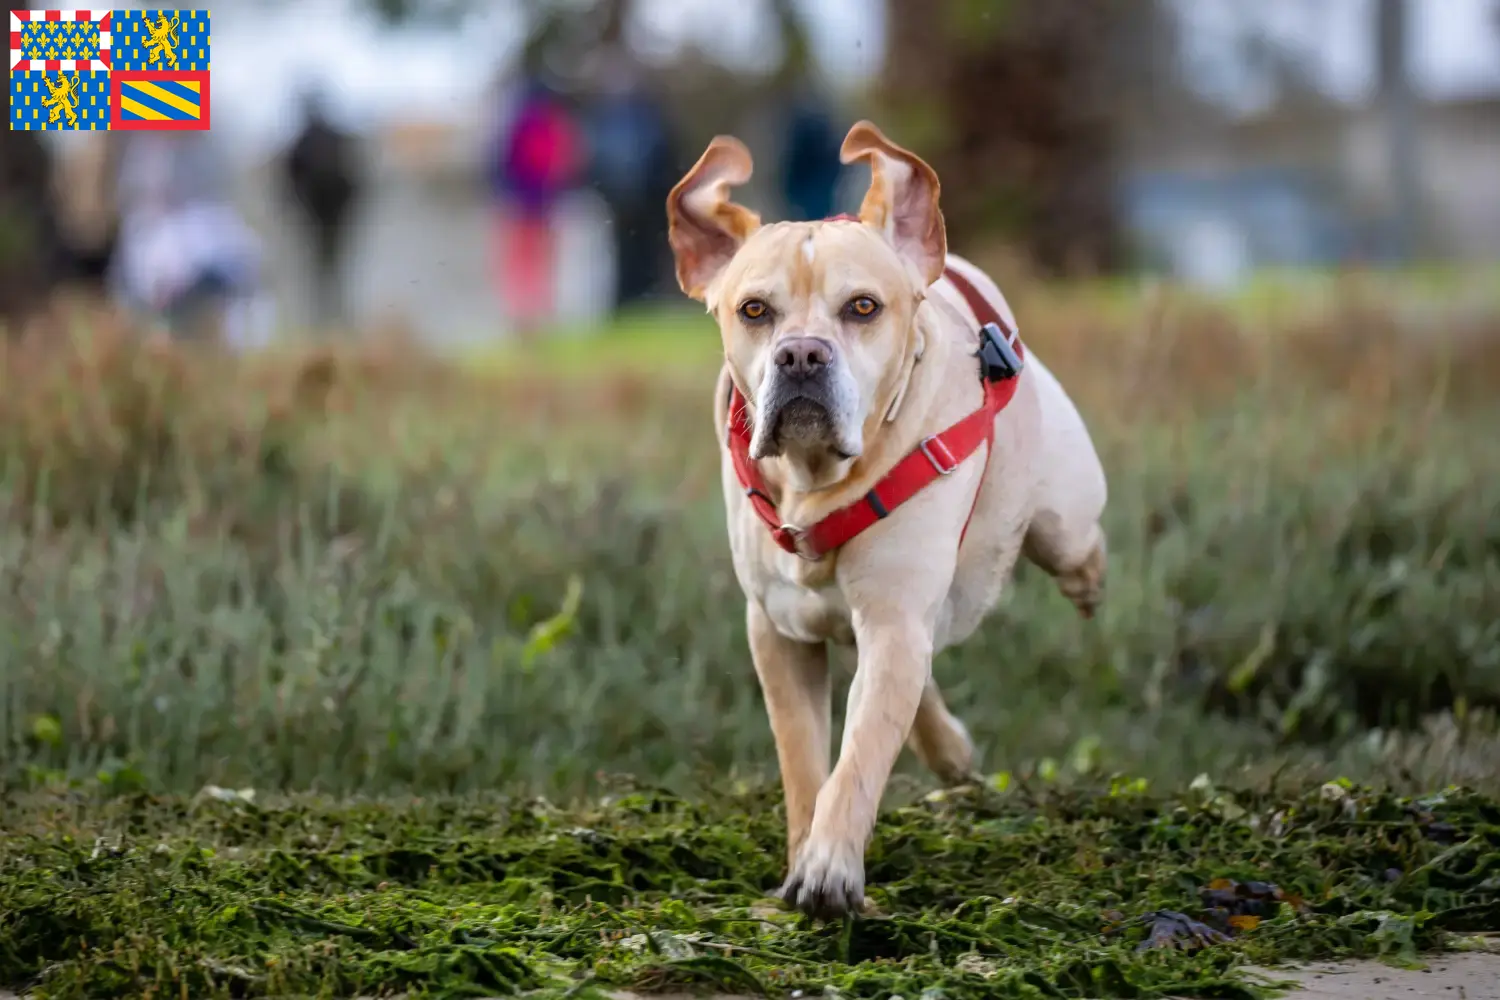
(840, 120, 947, 288)
(667, 136, 761, 303)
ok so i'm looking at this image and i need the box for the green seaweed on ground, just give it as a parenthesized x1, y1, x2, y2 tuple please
(1, 779, 1496, 999)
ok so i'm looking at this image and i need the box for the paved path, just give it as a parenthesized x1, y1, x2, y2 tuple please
(1241, 952, 1500, 999)
(596, 955, 1500, 999)
(5, 952, 1498, 999)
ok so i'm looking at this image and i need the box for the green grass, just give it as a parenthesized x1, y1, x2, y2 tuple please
(465, 262, 1500, 376)
(5, 387, 1495, 797)
(462, 305, 722, 375)
(2, 781, 1496, 999)
(4, 287, 1498, 800)
(0, 272, 1498, 996)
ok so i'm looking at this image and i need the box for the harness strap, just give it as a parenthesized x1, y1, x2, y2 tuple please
(943, 267, 1016, 549)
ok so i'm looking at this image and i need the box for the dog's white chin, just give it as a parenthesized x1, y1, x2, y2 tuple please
(749, 416, 863, 463)
(748, 363, 864, 463)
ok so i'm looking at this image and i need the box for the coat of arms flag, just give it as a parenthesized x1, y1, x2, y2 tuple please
(9, 9, 210, 130)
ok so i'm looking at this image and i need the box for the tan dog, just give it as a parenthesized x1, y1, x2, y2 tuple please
(667, 121, 1107, 919)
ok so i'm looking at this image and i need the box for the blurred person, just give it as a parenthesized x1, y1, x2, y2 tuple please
(486, 74, 583, 337)
(0, 129, 64, 333)
(50, 133, 120, 299)
(582, 54, 678, 311)
(281, 87, 363, 329)
(111, 132, 268, 347)
(778, 89, 844, 222)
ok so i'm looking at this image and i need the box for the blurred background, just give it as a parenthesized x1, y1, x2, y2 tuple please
(0, 0, 1497, 801)
(5, 0, 1499, 343)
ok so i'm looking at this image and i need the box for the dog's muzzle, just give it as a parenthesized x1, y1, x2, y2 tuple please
(749, 337, 856, 459)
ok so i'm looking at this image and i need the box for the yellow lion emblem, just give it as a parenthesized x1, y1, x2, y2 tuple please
(41, 70, 82, 128)
(144, 12, 180, 68)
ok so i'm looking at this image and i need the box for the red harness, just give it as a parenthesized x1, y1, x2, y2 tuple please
(725, 264, 1026, 561)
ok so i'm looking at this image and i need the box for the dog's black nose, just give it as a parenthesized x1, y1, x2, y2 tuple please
(774, 337, 833, 380)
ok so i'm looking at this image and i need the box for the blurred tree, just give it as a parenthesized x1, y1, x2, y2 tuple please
(877, 0, 1140, 275)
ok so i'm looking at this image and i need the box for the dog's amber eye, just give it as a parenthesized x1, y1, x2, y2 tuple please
(846, 296, 881, 320)
(739, 300, 770, 323)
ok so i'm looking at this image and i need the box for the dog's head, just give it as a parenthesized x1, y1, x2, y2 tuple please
(667, 121, 946, 489)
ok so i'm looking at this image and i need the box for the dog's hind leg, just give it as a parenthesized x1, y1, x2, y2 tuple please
(907, 679, 976, 785)
(1016, 355, 1108, 618)
(1024, 511, 1107, 620)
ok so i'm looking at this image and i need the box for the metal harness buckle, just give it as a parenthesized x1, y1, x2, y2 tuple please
(919, 436, 958, 476)
(778, 523, 823, 562)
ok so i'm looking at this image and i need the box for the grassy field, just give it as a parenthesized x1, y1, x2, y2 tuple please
(1, 267, 1498, 997)
(3, 781, 1497, 998)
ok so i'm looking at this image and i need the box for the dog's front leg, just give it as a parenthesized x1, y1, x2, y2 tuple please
(779, 609, 929, 919)
(746, 600, 831, 871)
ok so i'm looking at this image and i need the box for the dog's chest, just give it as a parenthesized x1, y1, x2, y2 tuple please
(723, 463, 856, 645)
(760, 569, 855, 645)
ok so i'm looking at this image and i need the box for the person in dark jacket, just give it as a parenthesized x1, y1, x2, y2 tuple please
(582, 57, 678, 310)
(779, 93, 844, 223)
(0, 129, 63, 334)
(51, 134, 119, 298)
(282, 88, 362, 328)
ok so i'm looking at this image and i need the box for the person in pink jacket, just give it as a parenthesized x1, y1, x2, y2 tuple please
(487, 76, 583, 337)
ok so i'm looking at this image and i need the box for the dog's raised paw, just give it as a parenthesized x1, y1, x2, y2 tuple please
(776, 839, 866, 921)
(1058, 540, 1106, 620)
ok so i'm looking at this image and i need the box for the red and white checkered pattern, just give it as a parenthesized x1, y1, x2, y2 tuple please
(9, 9, 112, 72)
